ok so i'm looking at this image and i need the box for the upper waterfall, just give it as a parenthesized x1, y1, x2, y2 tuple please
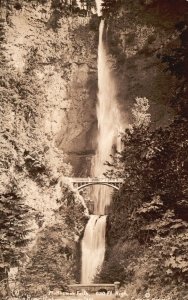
(91, 19, 122, 215)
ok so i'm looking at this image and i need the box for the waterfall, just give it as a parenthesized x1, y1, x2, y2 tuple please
(92, 19, 122, 215)
(81, 215, 107, 284)
(81, 3, 123, 284)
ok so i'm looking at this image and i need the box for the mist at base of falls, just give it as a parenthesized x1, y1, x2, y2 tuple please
(81, 16, 124, 284)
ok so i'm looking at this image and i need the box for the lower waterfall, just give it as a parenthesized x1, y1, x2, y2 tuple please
(81, 215, 107, 284)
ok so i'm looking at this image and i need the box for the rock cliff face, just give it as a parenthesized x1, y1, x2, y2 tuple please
(1, 0, 98, 176)
(106, 0, 187, 127)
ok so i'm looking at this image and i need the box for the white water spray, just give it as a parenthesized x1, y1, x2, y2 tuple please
(81, 3, 123, 284)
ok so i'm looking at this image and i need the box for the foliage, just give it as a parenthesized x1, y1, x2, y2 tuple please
(101, 0, 122, 17)
(79, 0, 96, 11)
(157, 21, 188, 116)
(97, 240, 142, 284)
(100, 96, 188, 297)
(0, 183, 35, 299)
(0, 190, 33, 267)
(18, 183, 87, 297)
(0, 13, 73, 298)
(131, 97, 151, 129)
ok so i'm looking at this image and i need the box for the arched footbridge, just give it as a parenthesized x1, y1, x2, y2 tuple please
(69, 177, 124, 191)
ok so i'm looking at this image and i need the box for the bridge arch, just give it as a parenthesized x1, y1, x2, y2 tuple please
(77, 182, 120, 191)
(69, 177, 124, 192)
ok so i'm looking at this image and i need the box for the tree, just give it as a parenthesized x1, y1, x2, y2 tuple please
(101, 97, 188, 288)
(0, 183, 33, 298)
(101, 0, 122, 17)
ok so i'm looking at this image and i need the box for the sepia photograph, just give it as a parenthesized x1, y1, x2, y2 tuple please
(0, 0, 188, 299)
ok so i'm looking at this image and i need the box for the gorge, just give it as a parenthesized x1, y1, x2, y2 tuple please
(1, 1, 188, 299)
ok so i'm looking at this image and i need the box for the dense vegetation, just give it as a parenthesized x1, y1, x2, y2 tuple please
(0, 5, 87, 298)
(98, 20, 188, 300)
(18, 186, 87, 297)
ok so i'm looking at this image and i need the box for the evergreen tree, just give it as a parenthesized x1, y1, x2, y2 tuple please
(0, 183, 33, 298)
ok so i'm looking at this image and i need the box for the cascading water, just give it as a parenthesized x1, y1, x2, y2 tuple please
(92, 19, 122, 215)
(81, 215, 107, 284)
(81, 2, 123, 284)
